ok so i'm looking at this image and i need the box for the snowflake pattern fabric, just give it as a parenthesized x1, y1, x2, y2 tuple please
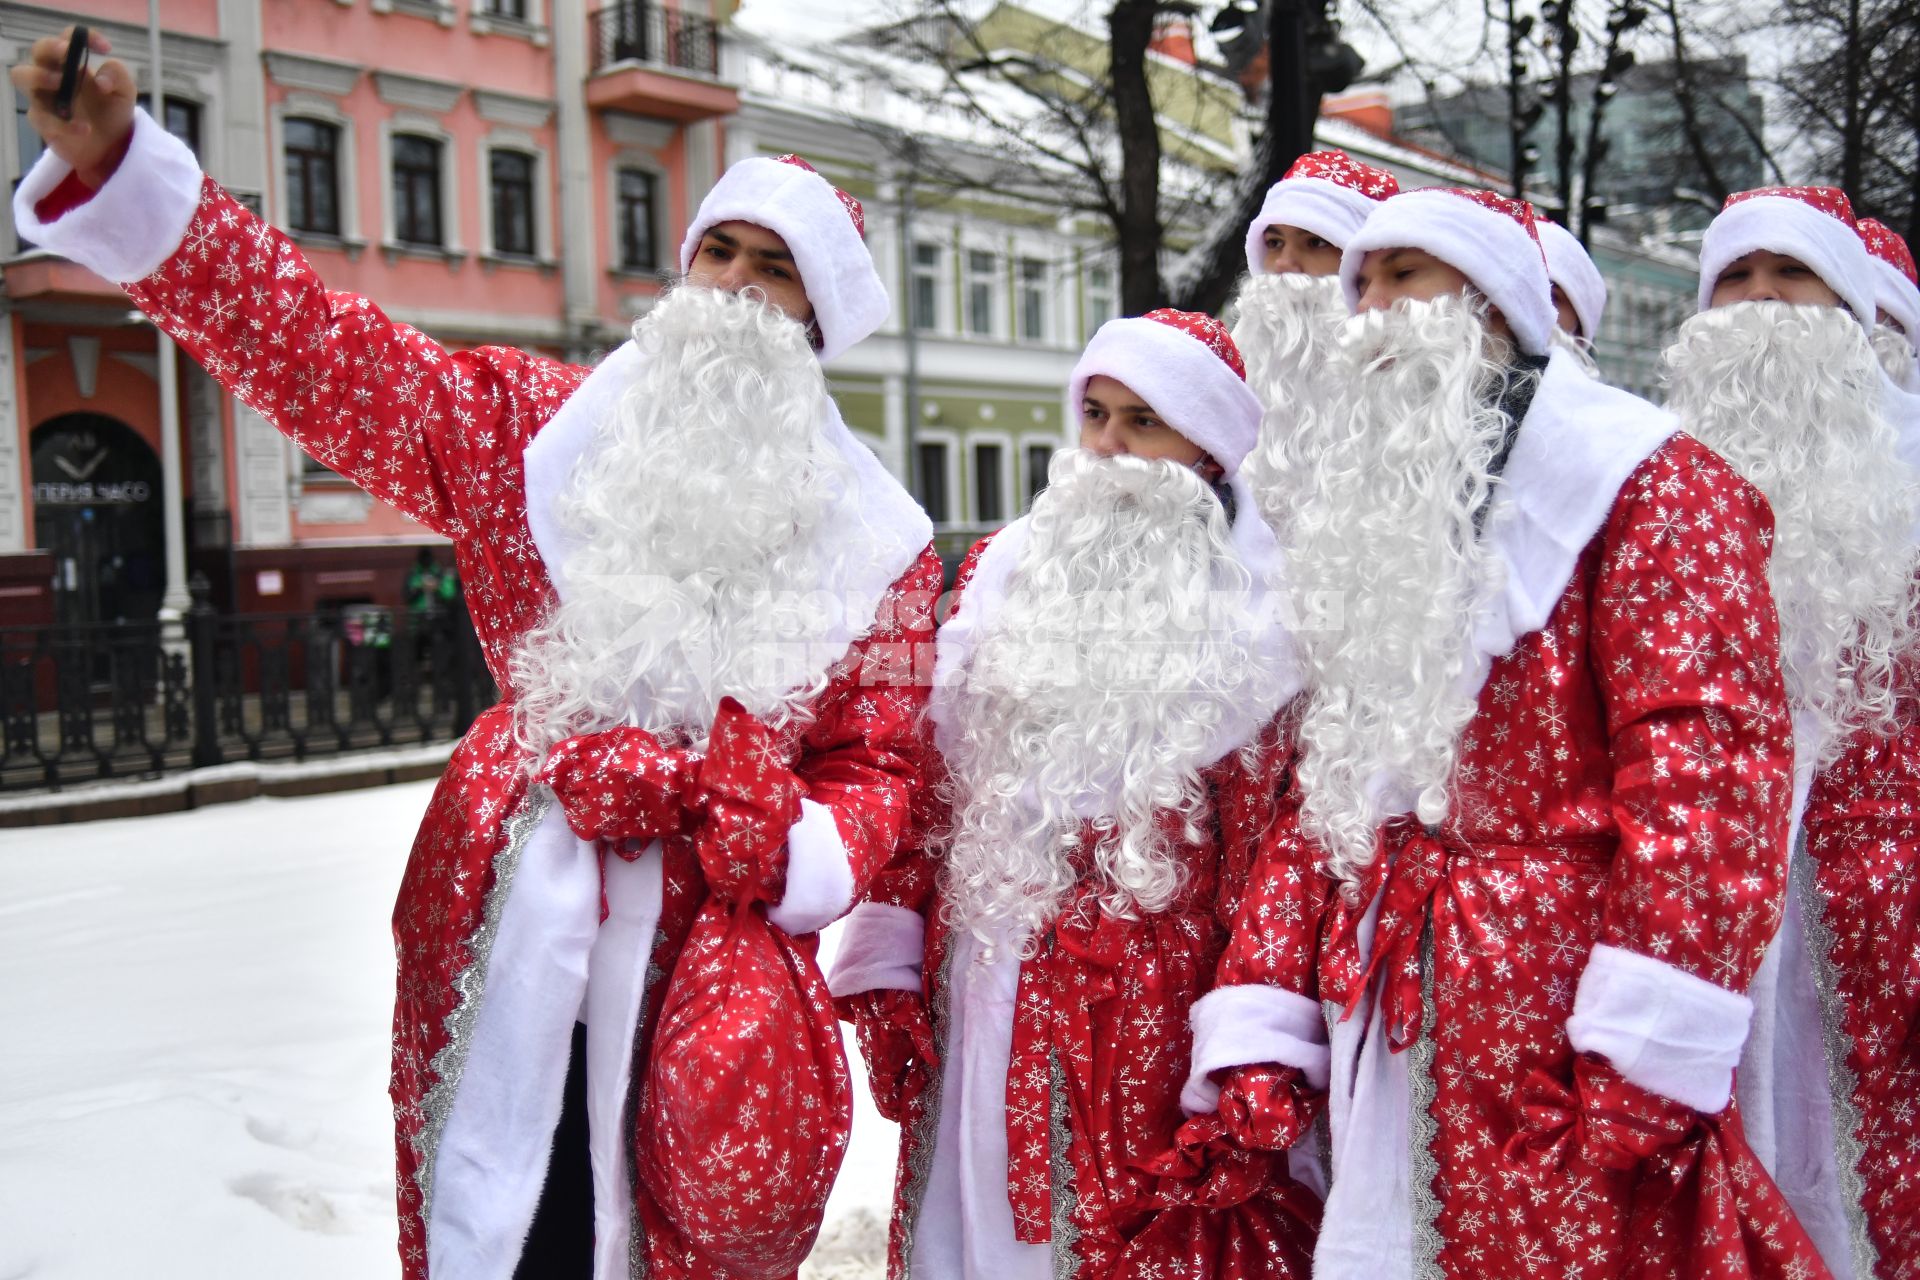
(120, 174, 941, 1279)
(1802, 694, 1920, 1277)
(1309, 436, 1824, 1278)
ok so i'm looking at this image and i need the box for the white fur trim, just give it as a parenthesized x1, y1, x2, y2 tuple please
(1869, 258, 1920, 357)
(520, 339, 932, 687)
(12, 107, 202, 285)
(825, 901, 926, 996)
(1315, 887, 1419, 1276)
(585, 842, 666, 1280)
(1738, 868, 1861, 1278)
(1538, 220, 1609, 341)
(907, 927, 1053, 1278)
(1474, 351, 1679, 661)
(1339, 188, 1557, 357)
(429, 803, 601, 1279)
(1180, 984, 1330, 1115)
(1566, 943, 1754, 1113)
(1698, 196, 1878, 332)
(1244, 175, 1378, 276)
(1068, 316, 1264, 475)
(928, 492, 1303, 787)
(765, 796, 855, 935)
(678, 156, 888, 363)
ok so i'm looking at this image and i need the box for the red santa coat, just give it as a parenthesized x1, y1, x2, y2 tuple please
(17, 110, 941, 1280)
(831, 518, 1316, 1280)
(1738, 376, 1920, 1280)
(1222, 352, 1828, 1278)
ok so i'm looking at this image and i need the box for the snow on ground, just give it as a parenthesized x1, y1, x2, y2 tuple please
(0, 781, 899, 1279)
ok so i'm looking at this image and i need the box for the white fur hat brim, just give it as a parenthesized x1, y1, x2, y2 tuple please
(1244, 176, 1378, 276)
(1068, 318, 1263, 477)
(679, 156, 888, 363)
(1537, 220, 1608, 341)
(1338, 189, 1557, 357)
(1869, 257, 1920, 356)
(1696, 195, 1877, 332)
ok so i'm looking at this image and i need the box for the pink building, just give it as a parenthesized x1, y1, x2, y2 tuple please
(0, 0, 738, 627)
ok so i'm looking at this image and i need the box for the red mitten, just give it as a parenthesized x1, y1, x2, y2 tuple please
(539, 726, 703, 846)
(1122, 1066, 1320, 1279)
(835, 988, 938, 1124)
(1136, 1065, 1318, 1207)
(695, 697, 806, 903)
(1507, 1052, 1698, 1174)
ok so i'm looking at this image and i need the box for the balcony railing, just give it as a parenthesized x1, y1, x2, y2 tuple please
(591, 1, 721, 77)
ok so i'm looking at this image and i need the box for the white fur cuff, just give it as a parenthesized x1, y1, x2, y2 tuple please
(765, 797, 855, 936)
(12, 107, 203, 285)
(1180, 984, 1331, 1116)
(1566, 942, 1754, 1113)
(825, 901, 925, 997)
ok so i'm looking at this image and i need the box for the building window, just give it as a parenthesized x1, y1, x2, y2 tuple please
(974, 442, 1005, 524)
(1017, 258, 1047, 341)
(1026, 441, 1054, 507)
(392, 134, 444, 248)
(489, 150, 537, 257)
(617, 168, 658, 271)
(965, 249, 998, 336)
(911, 241, 941, 332)
(1084, 263, 1115, 336)
(481, 0, 528, 17)
(136, 95, 202, 155)
(284, 118, 341, 237)
(918, 441, 950, 524)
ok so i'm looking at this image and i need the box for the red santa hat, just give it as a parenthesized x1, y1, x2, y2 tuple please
(678, 153, 887, 362)
(1860, 217, 1920, 355)
(1244, 150, 1400, 275)
(1068, 310, 1263, 479)
(1536, 218, 1608, 340)
(1696, 186, 1877, 331)
(1338, 187, 1557, 356)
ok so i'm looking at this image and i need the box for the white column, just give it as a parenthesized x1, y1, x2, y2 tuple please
(0, 314, 22, 553)
(552, 0, 599, 358)
(150, 0, 191, 632)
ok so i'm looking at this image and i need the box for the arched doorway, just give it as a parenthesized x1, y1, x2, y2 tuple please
(30, 414, 166, 627)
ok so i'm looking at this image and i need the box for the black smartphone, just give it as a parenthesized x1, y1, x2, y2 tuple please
(52, 26, 89, 123)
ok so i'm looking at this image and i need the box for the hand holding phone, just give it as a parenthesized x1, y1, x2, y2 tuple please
(7, 25, 136, 188)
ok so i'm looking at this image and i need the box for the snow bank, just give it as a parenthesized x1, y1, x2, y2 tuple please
(0, 782, 898, 1278)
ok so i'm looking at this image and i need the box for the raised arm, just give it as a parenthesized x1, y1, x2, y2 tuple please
(10, 38, 582, 540)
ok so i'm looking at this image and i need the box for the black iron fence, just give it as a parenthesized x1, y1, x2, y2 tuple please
(590, 0, 722, 76)
(0, 574, 498, 793)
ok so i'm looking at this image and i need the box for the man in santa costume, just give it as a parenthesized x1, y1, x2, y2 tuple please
(1537, 217, 1608, 374)
(1231, 149, 1397, 541)
(11, 33, 938, 1280)
(829, 311, 1320, 1279)
(1861, 218, 1920, 393)
(1215, 184, 1825, 1278)
(1677, 186, 1920, 1280)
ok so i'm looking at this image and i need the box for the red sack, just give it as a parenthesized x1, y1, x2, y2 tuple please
(635, 699, 854, 1279)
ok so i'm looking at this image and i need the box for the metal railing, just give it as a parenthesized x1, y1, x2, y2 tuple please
(0, 575, 497, 793)
(590, 0, 722, 77)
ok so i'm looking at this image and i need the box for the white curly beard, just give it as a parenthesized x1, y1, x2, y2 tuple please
(1872, 321, 1920, 390)
(1230, 272, 1352, 542)
(1665, 302, 1920, 762)
(1288, 293, 1519, 889)
(940, 449, 1291, 947)
(511, 284, 859, 760)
